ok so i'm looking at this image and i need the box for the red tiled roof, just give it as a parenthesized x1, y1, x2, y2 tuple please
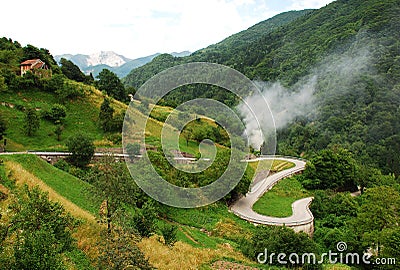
(21, 59, 41, 65)
(32, 62, 45, 69)
(20, 59, 45, 69)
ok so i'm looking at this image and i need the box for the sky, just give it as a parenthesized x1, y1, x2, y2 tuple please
(2, 0, 334, 59)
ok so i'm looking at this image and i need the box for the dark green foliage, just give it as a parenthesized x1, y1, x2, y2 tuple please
(0, 75, 7, 91)
(55, 82, 85, 103)
(0, 37, 21, 51)
(124, 53, 182, 89)
(2, 185, 78, 270)
(60, 58, 87, 83)
(54, 124, 64, 141)
(53, 158, 71, 172)
(13, 229, 65, 270)
(133, 202, 158, 238)
(312, 186, 400, 267)
(379, 227, 400, 270)
(242, 226, 319, 267)
(42, 74, 65, 93)
(43, 103, 67, 123)
(301, 148, 357, 191)
(99, 97, 124, 132)
(351, 186, 400, 236)
(96, 69, 126, 101)
(66, 133, 95, 167)
(310, 190, 358, 221)
(160, 223, 177, 247)
(23, 107, 40, 136)
(87, 158, 152, 231)
(97, 227, 153, 270)
(99, 97, 114, 132)
(0, 113, 6, 141)
(355, 164, 397, 193)
(147, 148, 252, 201)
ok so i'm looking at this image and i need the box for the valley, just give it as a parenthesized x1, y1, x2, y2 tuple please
(0, 0, 399, 269)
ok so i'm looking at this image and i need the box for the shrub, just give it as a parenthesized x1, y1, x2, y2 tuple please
(53, 158, 70, 172)
(160, 223, 177, 247)
(43, 104, 66, 123)
(66, 133, 95, 168)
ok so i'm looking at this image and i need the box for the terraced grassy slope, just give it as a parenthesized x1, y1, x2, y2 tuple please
(1, 154, 98, 215)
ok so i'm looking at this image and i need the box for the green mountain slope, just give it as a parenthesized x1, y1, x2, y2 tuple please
(123, 0, 400, 175)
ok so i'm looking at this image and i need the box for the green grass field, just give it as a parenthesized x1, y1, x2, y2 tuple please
(1, 154, 98, 215)
(0, 89, 105, 151)
(252, 176, 311, 217)
(0, 82, 171, 152)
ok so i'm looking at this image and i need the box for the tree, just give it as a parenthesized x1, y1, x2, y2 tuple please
(66, 133, 95, 167)
(99, 97, 114, 132)
(242, 225, 319, 267)
(56, 82, 84, 103)
(0, 75, 7, 91)
(22, 44, 58, 69)
(96, 69, 126, 101)
(24, 108, 40, 136)
(60, 58, 86, 83)
(301, 148, 357, 191)
(54, 124, 64, 141)
(160, 223, 177, 247)
(379, 227, 400, 270)
(88, 158, 150, 231)
(351, 186, 400, 238)
(97, 227, 153, 270)
(347, 186, 400, 260)
(132, 201, 158, 238)
(181, 127, 192, 146)
(44, 104, 67, 123)
(13, 229, 65, 270)
(42, 74, 64, 93)
(6, 185, 78, 270)
(355, 164, 397, 193)
(0, 113, 6, 141)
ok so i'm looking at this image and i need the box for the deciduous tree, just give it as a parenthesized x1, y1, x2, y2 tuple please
(96, 69, 126, 101)
(24, 108, 40, 136)
(66, 133, 95, 167)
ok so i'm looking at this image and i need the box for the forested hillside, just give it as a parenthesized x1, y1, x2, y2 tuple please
(124, 0, 400, 175)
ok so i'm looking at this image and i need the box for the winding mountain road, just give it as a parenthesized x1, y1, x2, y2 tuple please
(231, 156, 314, 230)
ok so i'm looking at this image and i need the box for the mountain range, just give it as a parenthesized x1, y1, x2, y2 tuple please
(55, 51, 190, 78)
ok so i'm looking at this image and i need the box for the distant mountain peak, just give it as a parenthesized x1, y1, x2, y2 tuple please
(86, 51, 131, 67)
(55, 51, 191, 78)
